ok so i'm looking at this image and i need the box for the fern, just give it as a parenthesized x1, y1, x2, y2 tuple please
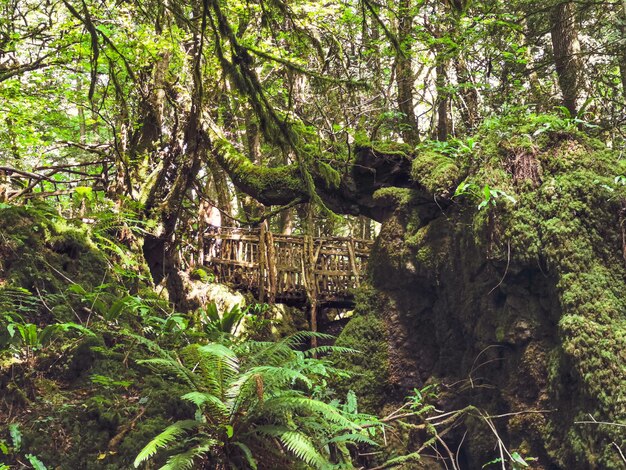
(135, 333, 382, 469)
(134, 420, 200, 468)
(326, 433, 378, 446)
(238, 365, 313, 389)
(279, 431, 327, 469)
(262, 396, 360, 430)
(232, 442, 258, 470)
(137, 358, 198, 389)
(181, 392, 229, 418)
(159, 441, 215, 470)
(196, 343, 239, 374)
(303, 345, 360, 357)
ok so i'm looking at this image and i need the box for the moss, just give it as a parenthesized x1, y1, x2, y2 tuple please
(353, 134, 412, 156)
(443, 116, 626, 467)
(268, 303, 309, 338)
(9, 336, 193, 470)
(331, 287, 391, 413)
(373, 187, 416, 209)
(0, 205, 109, 320)
(367, 118, 626, 464)
(315, 161, 341, 189)
(411, 150, 461, 196)
(216, 138, 305, 204)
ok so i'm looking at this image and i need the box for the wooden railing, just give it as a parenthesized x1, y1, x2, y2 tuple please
(197, 226, 373, 305)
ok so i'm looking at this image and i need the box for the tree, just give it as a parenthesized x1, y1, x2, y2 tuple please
(550, 1, 582, 116)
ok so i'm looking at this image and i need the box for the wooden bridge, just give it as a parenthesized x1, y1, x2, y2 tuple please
(192, 226, 373, 307)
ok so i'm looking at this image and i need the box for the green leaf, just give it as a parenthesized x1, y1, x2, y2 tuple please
(134, 420, 201, 468)
(233, 442, 257, 470)
(279, 431, 327, 469)
(181, 392, 228, 416)
(511, 451, 529, 468)
(25, 454, 47, 470)
(9, 423, 21, 451)
(159, 442, 215, 470)
(326, 432, 378, 446)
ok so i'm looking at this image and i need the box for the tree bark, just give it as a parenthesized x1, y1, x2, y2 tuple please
(435, 57, 450, 141)
(142, 0, 208, 309)
(454, 57, 478, 132)
(618, 0, 626, 97)
(550, 2, 582, 117)
(396, 0, 420, 145)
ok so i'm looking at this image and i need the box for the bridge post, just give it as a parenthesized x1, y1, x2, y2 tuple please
(259, 223, 266, 303)
(303, 235, 319, 351)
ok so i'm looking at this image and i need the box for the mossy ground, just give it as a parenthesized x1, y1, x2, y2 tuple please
(0, 205, 192, 469)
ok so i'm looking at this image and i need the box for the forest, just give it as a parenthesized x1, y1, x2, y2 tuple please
(1, 0, 626, 468)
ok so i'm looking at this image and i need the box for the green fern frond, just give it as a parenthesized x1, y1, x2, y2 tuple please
(279, 431, 327, 469)
(326, 433, 378, 446)
(263, 397, 359, 430)
(283, 331, 335, 346)
(252, 424, 291, 436)
(242, 365, 313, 389)
(159, 441, 215, 470)
(134, 420, 200, 468)
(181, 392, 229, 417)
(232, 442, 258, 470)
(303, 345, 360, 357)
(243, 332, 332, 367)
(197, 344, 239, 374)
(379, 451, 422, 467)
(136, 358, 197, 389)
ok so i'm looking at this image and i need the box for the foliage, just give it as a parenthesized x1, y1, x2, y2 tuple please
(1, 425, 48, 470)
(454, 182, 517, 210)
(134, 332, 381, 469)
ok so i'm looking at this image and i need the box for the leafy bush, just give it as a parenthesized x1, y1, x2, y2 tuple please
(133, 332, 381, 469)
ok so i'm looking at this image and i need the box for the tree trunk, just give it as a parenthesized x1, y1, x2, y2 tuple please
(278, 208, 294, 235)
(435, 57, 450, 141)
(454, 57, 478, 132)
(618, 0, 626, 97)
(143, 0, 208, 309)
(395, 0, 420, 145)
(550, 2, 582, 117)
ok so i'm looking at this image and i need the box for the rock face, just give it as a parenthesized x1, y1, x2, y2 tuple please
(367, 210, 562, 468)
(340, 121, 626, 469)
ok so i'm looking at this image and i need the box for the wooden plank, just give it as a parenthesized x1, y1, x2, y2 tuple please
(207, 259, 256, 268)
(259, 222, 266, 303)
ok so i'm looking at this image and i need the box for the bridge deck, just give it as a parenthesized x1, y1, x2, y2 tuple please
(197, 227, 373, 306)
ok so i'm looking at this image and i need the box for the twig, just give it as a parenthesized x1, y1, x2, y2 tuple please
(574, 414, 626, 428)
(468, 345, 505, 388)
(107, 407, 147, 451)
(612, 442, 626, 464)
(455, 430, 467, 470)
(488, 240, 511, 295)
(486, 409, 555, 419)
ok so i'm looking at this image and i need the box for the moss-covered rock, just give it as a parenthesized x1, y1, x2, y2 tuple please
(331, 287, 392, 413)
(0, 204, 109, 323)
(357, 113, 626, 468)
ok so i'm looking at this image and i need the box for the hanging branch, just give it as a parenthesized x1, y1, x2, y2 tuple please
(244, 45, 367, 88)
(61, 0, 100, 102)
